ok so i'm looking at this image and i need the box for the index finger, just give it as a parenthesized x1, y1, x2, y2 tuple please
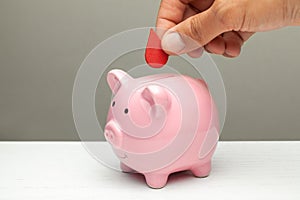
(156, 0, 191, 35)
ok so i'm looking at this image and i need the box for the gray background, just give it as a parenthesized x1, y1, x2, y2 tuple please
(0, 0, 299, 141)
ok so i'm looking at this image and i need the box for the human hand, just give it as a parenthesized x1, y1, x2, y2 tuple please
(156, 0, 300, 58)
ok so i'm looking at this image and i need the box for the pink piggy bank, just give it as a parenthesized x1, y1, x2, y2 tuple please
(104, 69, 219, 188)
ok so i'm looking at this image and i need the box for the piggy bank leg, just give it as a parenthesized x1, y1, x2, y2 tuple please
(120, 162, 135, 173)
(144, 173, 169, 189)
(190, 161, 211, 178)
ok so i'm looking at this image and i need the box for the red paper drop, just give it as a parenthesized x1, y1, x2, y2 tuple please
(145, 29, 169, 68)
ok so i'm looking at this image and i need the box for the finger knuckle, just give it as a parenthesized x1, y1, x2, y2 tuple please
(213, 1, 246, 31)
(189, 17, 205, 44)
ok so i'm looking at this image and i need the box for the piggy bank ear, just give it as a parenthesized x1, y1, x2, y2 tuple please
(141, 85, 171, 111)
(107, 69, 131, 94)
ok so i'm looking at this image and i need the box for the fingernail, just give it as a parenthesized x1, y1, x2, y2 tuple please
(162, 32, 185, 54)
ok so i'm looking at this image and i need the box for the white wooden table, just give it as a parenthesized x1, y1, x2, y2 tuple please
(0, 142, 299, 200)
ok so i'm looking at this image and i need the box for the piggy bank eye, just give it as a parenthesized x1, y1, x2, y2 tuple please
(124, 108, 129, 114)
(112, 101, 115, 107)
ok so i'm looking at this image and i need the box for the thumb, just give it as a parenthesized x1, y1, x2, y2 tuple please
(161, 9, 227, 55)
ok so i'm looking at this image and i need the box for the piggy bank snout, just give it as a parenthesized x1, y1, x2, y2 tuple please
(104, 121, 122, 148)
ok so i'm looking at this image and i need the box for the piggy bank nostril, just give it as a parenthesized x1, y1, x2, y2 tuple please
(105, 130, 116, 143)
(104, 121, 124, 148)
(105, 131, 112, 141)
